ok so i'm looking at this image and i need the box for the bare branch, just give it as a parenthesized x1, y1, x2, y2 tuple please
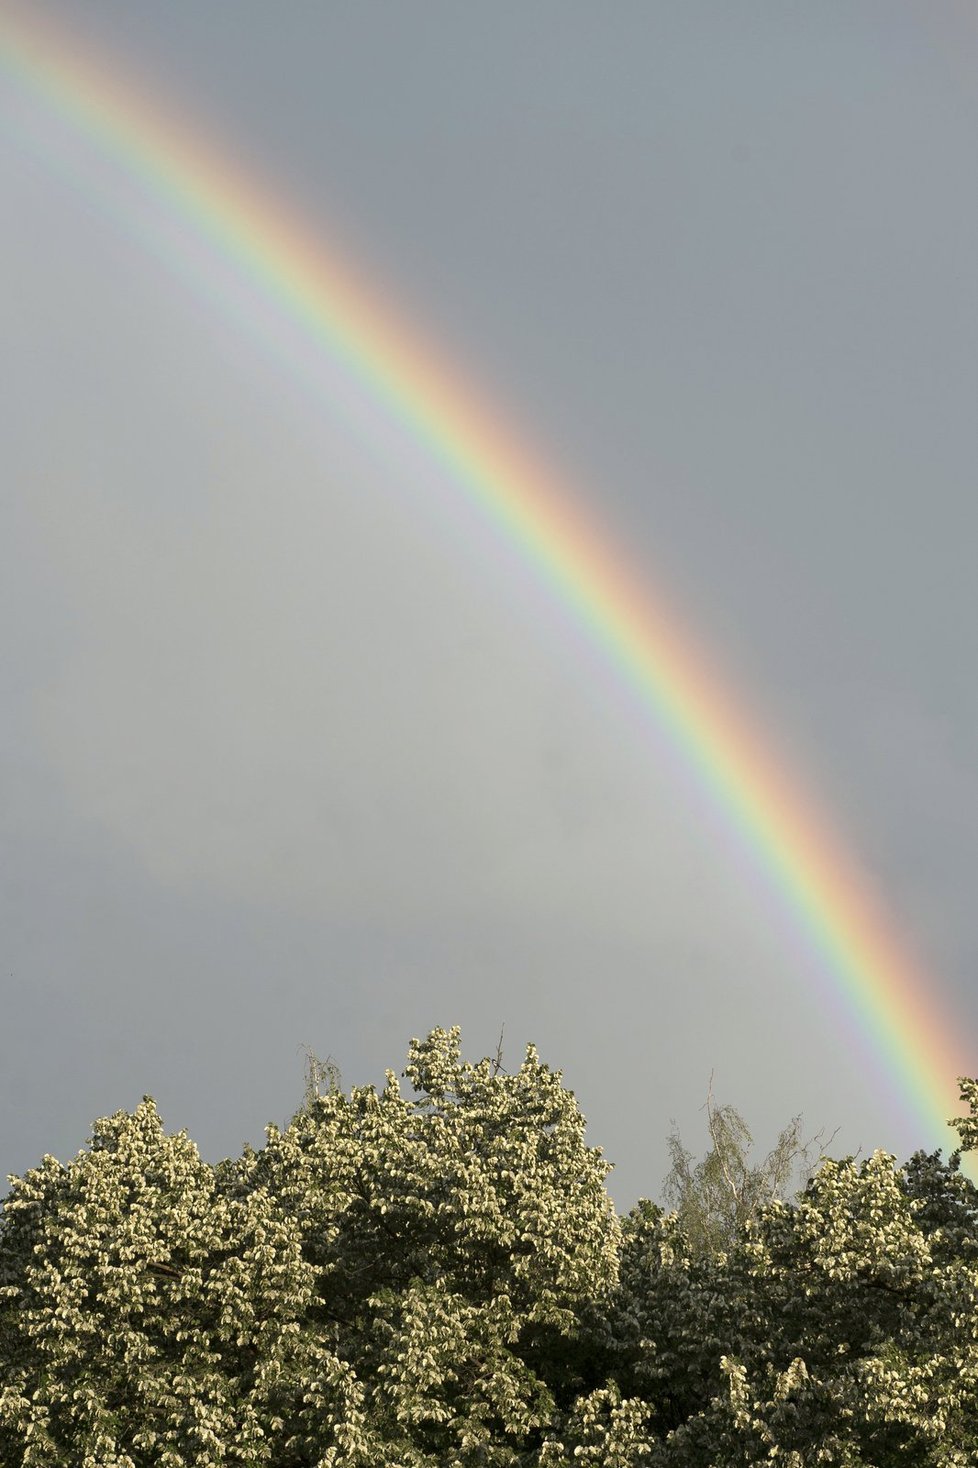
(491, 1024, 507, 1077)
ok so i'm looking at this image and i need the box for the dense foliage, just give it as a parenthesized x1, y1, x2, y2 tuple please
(1, 1026, 976, 1465)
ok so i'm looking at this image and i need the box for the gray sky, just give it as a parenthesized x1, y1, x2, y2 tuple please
(3, 1, 978, 1212)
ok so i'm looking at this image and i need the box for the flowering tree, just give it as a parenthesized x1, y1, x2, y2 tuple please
(1, 1029, 977, 1466)
(0, 1028, 621, 1466)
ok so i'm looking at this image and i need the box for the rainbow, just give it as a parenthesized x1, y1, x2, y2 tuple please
(2, 6, 974, 1169)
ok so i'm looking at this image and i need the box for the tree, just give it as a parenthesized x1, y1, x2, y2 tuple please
(596, 1085, 978, 1465)
(950, 1075, 978, 1155)
(0, 1096, 318, 1466)
(1, 1032, 977, 1466)
(660, 1078, 832, 1258)
(0, 1027, 623, 1467)
(290, 1043, 343, 1122)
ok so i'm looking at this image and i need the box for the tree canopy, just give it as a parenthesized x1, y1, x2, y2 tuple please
(1, 1025, 977, 1465)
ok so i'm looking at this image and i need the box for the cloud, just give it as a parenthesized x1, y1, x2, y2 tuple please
(28, 361, 735, 943)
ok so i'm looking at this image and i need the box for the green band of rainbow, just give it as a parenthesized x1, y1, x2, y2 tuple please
(2, 6, 973, 1170)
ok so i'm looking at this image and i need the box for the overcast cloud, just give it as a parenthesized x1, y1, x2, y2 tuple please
(3, 2, 978, 1210)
